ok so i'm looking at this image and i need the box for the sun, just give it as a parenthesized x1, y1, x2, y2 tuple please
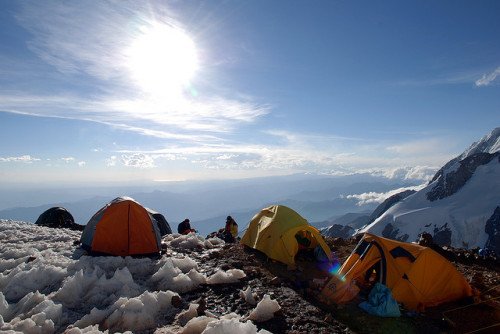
(126, 23, 198, 96)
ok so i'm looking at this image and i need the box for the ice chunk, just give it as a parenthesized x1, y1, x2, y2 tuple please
(207, 269, 246, 284)
(239, 287, 257, 306)
(150, 259, 206, 293)
(0, 292, 8, 315)
(75, 290, 178, 332)
(176, 302, 200, 326)
(172, 257, 199, 273)
(54, 267, 142, 310)
(1, 263, 67, 302)
(181, 315, 217, 334)
(202, 317, 272, 334)
(247, 294, 281, 322)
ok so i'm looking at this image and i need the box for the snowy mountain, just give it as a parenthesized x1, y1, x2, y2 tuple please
(322, 190, 417, 238)
(357, 127, 500, 254)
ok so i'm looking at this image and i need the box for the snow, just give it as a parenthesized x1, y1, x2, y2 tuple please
(246, 295, 281, 322)
(359, 157, 500, 249)
(164, 233, 218, 250)
(201, 318, 272, 334)
(206, 269, 246, 285)
(239, 287, 257, 306)
(461, 126, 500, 158)
(0, 220, 274, 333)
(181, 315, 272, 334)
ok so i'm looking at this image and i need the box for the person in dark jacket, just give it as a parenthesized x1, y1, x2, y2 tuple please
(178, 219, 196, 235)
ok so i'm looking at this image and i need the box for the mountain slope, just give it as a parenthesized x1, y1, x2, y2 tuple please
(322, 190, 416, 238)
(358, 127, 500, 254)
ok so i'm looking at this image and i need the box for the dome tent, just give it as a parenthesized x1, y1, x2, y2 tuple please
(35, 207, 83, 230)
(321, 233, 473, 311)
(241, 205, 332, 265)
(146, 208, 172, 236)
(80, 196, 163, 256)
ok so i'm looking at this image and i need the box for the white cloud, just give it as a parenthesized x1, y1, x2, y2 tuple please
(126, 131, 444, 179)
(2, 1, 269, 137)
(121, 153, 156, 169)
(106, 156, 118, 167)
(346, 184, 426, 206)
(216, 154, 237, 160)
(0, 155, 40, 163)
(357, 166, 438, 182)
(61, 157, 75, 163)
(78, 161, 86, 167)
(475, 66, 500, 87)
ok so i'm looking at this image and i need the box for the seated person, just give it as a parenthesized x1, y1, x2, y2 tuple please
(177, 219, 196, 235)
(295, 230, 311, 250)
(218, 216, 238, 242)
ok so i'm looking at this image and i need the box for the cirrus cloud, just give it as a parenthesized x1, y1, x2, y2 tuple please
(476, 66, 500, 87)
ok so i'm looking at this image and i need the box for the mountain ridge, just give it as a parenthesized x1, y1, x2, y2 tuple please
(357, 127, 500, 254)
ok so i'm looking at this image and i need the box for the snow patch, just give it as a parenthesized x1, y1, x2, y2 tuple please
(247, 294, 281, 322)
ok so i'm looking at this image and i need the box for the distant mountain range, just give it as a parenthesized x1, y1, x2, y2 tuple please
(4, 128, 499, 254)
(349, 127, 500, 254)
(0, 173, 418, 237)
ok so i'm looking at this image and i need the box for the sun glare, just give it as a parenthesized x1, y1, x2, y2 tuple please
(126, 23, 198, 97)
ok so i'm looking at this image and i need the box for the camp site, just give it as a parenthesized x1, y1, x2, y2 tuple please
(2, 0, 500, 331)
(0, 198, 499, 334)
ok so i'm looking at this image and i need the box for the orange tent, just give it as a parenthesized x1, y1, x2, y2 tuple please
(80, 197, 162, 256)
(322, 233, 473, 311)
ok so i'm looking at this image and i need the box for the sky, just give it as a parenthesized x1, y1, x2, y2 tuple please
(1, 0, 499, 187)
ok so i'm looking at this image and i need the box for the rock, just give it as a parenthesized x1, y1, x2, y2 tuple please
(485, 206, 500, 255)
(195, 297, 206, 315)
(418, 232, 434, 247)
(324, 313, 334, 323)
(426, 152, 499, 201)
(171, 295, 184, 309)
(209, 250, 220, 259)
(270, 277, 281, 285)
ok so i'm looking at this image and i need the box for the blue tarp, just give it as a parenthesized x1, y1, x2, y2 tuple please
(358, 283, 401, 317)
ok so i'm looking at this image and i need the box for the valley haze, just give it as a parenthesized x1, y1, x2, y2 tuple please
(0, 173, 423, 237)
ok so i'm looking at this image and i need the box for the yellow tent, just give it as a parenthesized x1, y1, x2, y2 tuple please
(241, 205, 332, 265)
(321, 233, 473, 311)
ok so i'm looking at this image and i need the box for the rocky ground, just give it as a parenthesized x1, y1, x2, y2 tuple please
(162, 235, 500, 334)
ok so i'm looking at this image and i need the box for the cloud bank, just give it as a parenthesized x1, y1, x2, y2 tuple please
(346, 184, 426, 206)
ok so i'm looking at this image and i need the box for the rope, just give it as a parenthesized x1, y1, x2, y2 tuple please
(481, 283, 500, 295)
(442, 295, 500, 334)
(464, 322, 500, 334)
(443, 295, 500, 316)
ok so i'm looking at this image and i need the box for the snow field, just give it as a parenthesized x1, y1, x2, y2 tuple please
(0, 220, 279, 333)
